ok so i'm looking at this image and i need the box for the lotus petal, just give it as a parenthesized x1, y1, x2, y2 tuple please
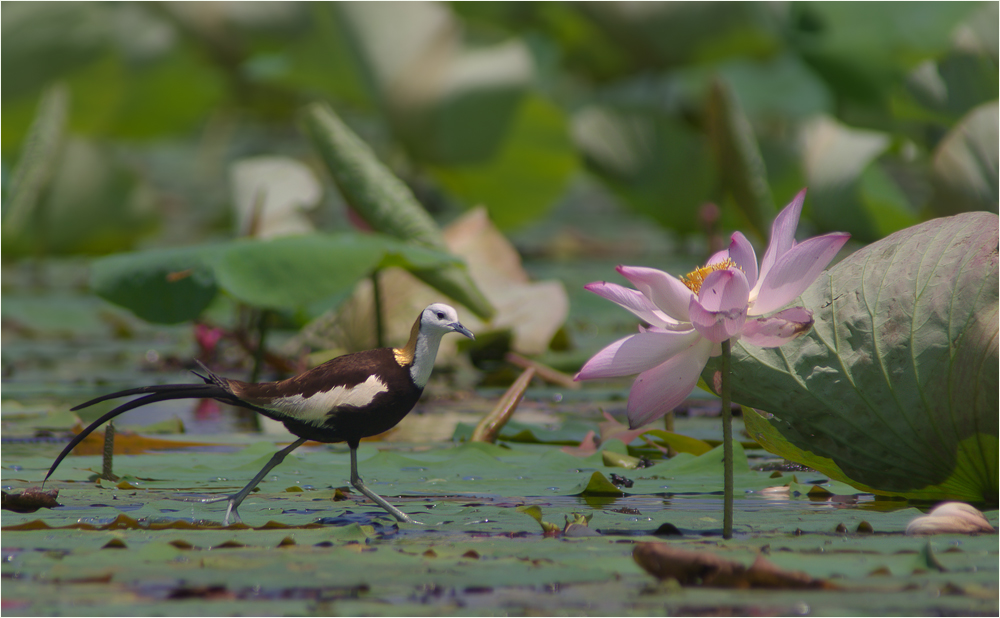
(754, 188, 806, 296)
(627, 337, 713, 428)
(906, 502, 995, 535)
(752, 232, 850, 315)
(584, 281, 677, 329)
(726, 232, 758, 290)
(576, 329, 700, 380)
(689, 269, 749, 343)
(616, 265, 693, 321)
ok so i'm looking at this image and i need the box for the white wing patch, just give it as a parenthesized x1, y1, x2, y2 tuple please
(262, 374, 388, 425)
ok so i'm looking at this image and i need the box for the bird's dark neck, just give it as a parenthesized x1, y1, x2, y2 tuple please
(393, 313, 441, 389)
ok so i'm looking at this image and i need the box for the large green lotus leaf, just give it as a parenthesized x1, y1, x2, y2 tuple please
(704, 212, 999, 502)
(90, 244, 224, 324)
(213, 233, 459, 311)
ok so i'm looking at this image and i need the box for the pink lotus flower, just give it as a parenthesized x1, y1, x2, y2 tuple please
(575, 190, 850, 428)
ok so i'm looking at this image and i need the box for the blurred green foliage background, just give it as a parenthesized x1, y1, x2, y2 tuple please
(1, 1, 997, 516)
(2, 1, 996, 290)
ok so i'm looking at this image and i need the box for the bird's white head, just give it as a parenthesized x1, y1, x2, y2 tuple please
(420, 303, 475, 341)
(399, 303, 474, 388)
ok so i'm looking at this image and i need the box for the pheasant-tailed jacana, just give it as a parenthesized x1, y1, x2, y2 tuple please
(45, 303, 474, 525)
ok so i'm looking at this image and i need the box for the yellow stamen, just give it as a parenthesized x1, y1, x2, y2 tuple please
(680, 258, 737, 294)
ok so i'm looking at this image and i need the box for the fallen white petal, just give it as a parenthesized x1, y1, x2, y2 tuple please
(905, 502, 996, 535)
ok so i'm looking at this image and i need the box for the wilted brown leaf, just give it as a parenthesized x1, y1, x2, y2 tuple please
(1, 487, 60, 513)
(633, 542, 836, 589)
(68, 423, 226, 456)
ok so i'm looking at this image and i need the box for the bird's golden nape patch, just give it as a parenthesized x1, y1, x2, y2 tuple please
(393, 313, 421, 367)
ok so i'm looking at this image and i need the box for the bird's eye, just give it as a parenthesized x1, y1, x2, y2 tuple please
(435, 311, 445, 319)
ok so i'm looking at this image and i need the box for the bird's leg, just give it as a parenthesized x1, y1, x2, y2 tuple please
(203, 437, 307, 526)
(349, 445, 419, 524)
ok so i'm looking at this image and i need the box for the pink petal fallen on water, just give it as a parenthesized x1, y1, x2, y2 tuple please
(906, 502, 996, 535)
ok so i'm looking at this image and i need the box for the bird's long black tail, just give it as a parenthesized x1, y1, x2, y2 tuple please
(45, 371, 233, 484)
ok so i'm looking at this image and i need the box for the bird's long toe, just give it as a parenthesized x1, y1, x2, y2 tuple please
(397, 513, 422, 525)
(223, 502, 242, 526)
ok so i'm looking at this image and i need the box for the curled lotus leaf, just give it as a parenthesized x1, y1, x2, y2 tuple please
(705, 212, 999, 503)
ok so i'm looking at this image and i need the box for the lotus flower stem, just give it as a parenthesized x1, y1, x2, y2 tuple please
(721, 338, 733, 539)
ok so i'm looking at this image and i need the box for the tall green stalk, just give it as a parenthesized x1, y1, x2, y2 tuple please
(372, 269, 384, 349)
(721, 338, 733, 539)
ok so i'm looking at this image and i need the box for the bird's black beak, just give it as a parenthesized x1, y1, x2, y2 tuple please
(450, 322, 475, 340)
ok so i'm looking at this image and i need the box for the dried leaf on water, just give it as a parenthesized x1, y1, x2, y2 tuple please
(1, 487, 60, 512)
(633, 542, 836, 589)
(68, 424, 226, 456)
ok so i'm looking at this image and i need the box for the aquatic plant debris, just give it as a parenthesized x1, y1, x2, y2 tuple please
(1, 487, 60, 513)
(633, 542, 837, 589)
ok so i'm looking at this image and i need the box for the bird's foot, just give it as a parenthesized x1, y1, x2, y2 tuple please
(351, 476, 422, 525)
(222, 501, 242, 526)
(394, 512, 423, 525)
(197, 494, 242, 526)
